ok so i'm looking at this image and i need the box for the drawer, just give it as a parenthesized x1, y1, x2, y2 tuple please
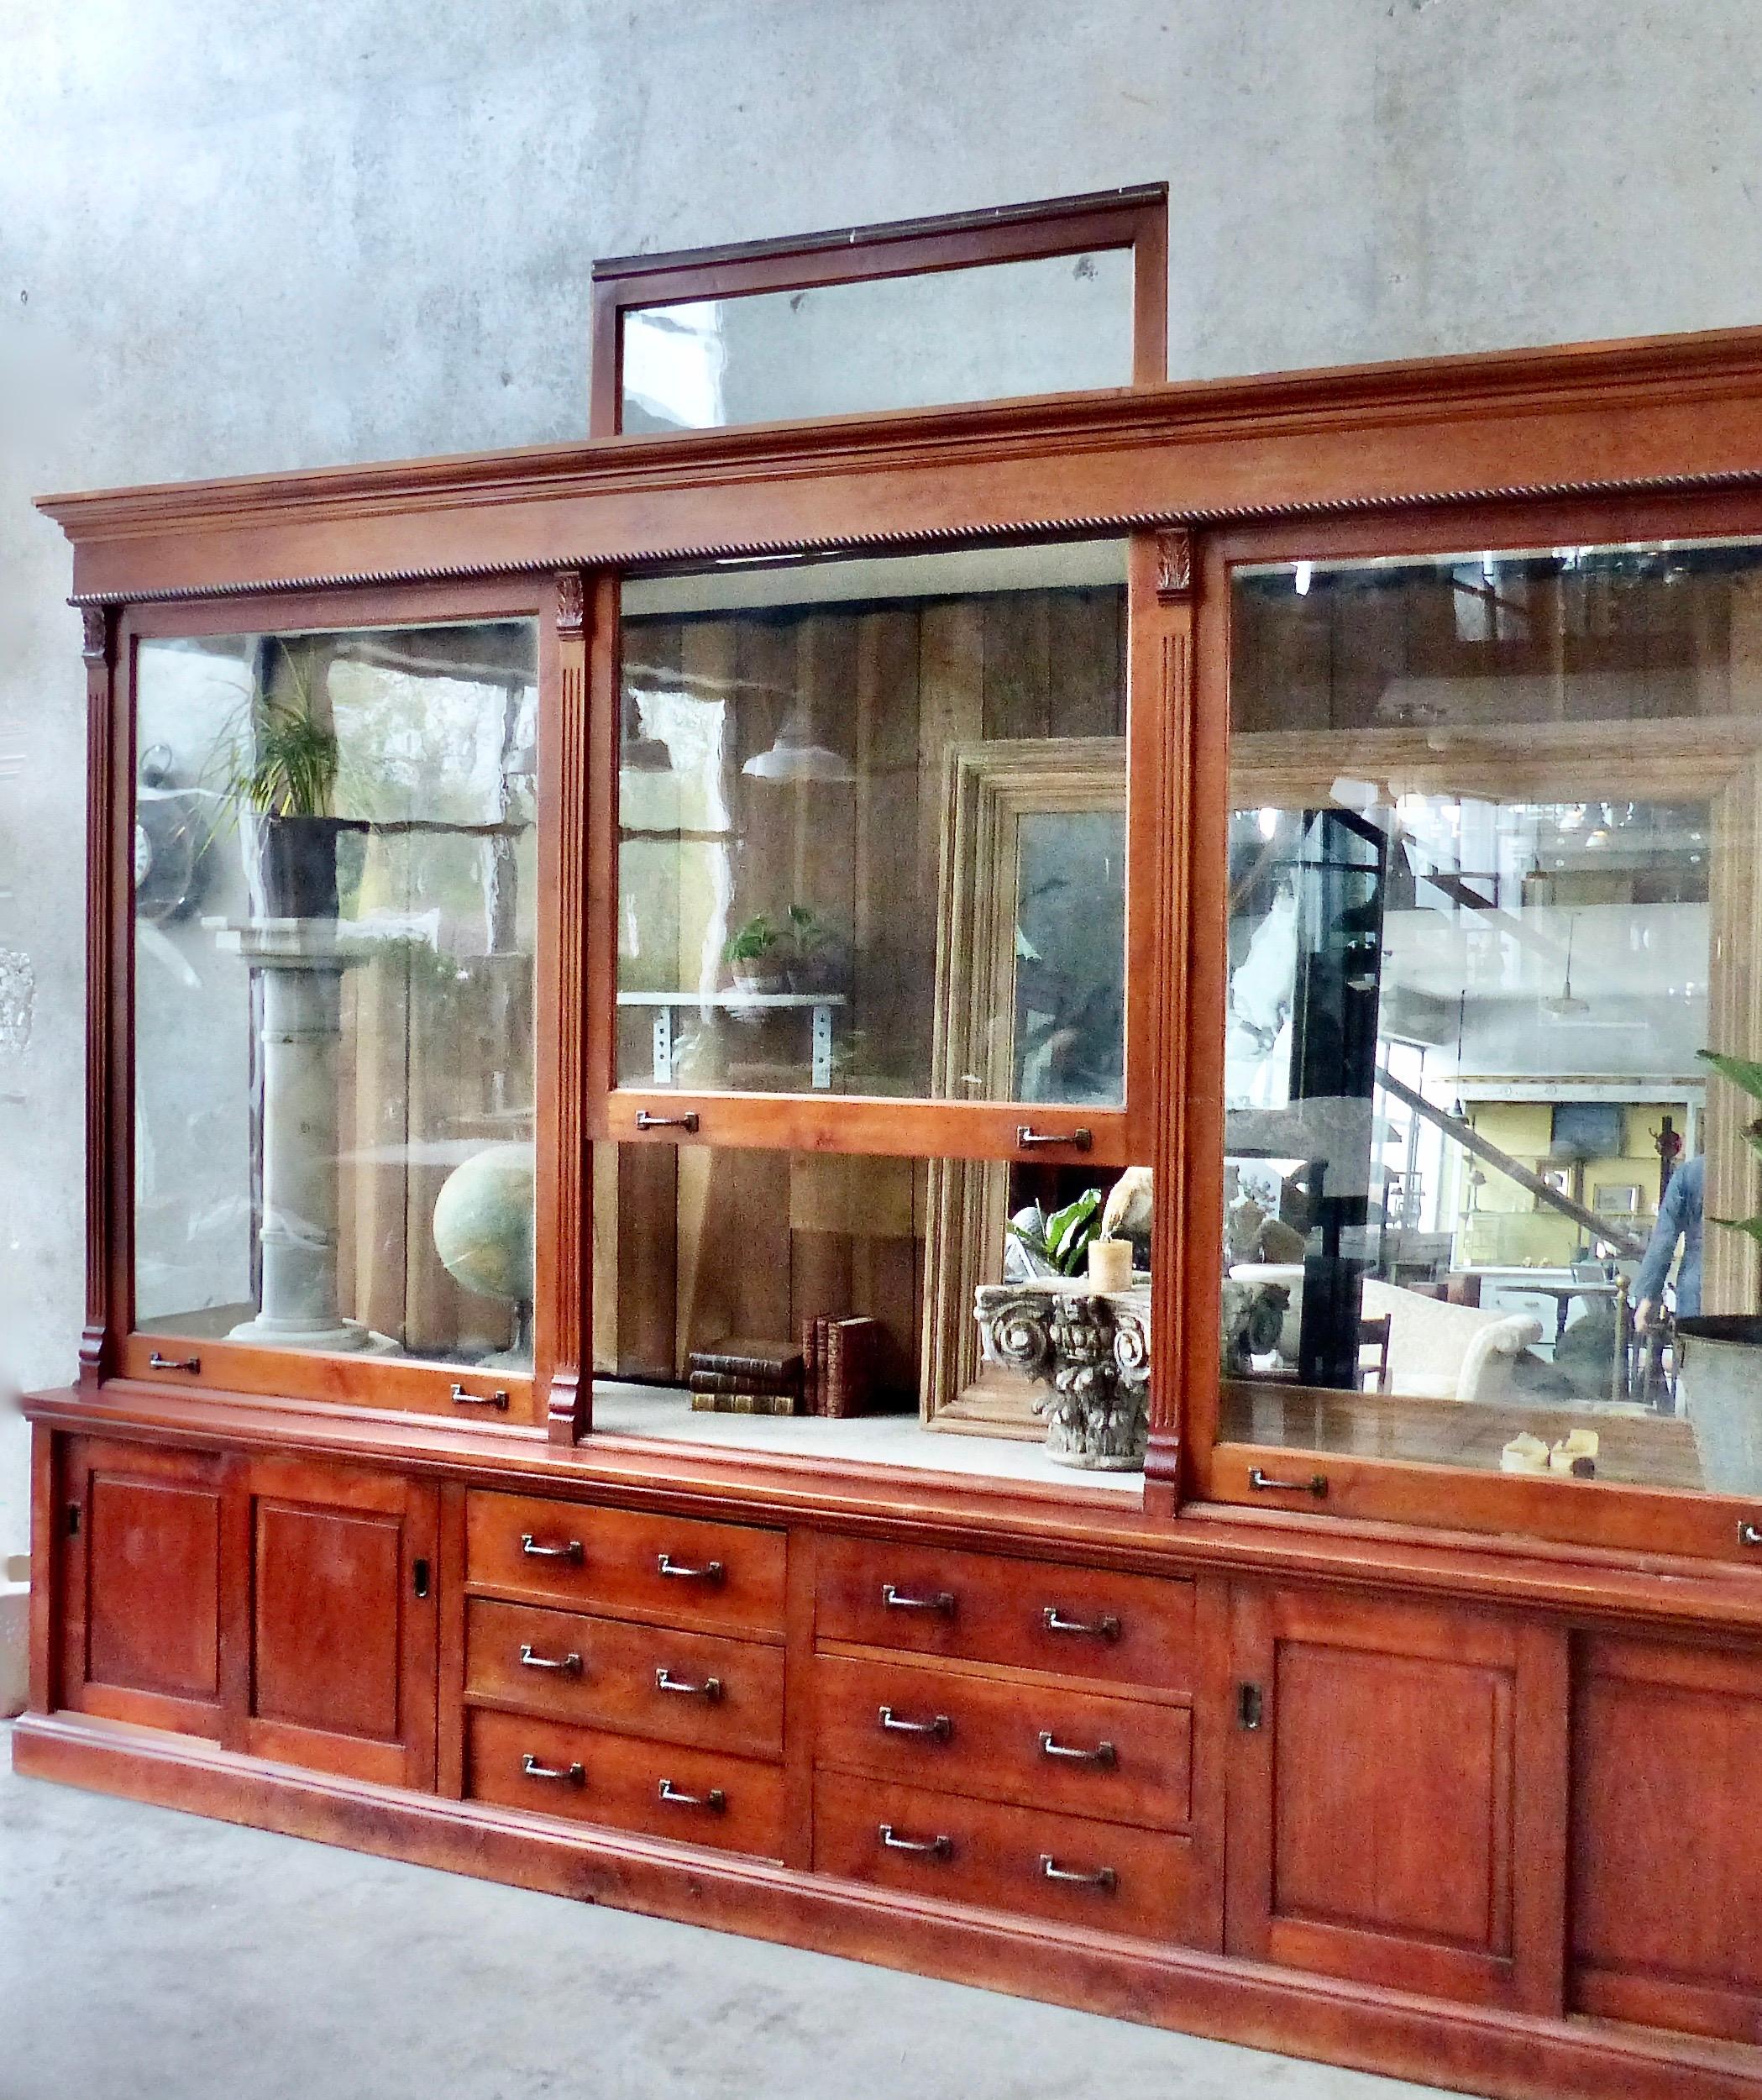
(465, 1599, 784, 1760)
(465, 1492, 786, 1637)
(815, 1538, 1191, 1691)
(813, 1771, 1202, 1942)
(815, 1652, 1190, 1829)
(467, 1708, 785, 1859)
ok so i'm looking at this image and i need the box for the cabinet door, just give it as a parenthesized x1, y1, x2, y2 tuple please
(1572, 1634, 1762, 2042)
(244, 1457, 438, 1789)
(1225, 1588, 1566, 2012)
(60, 1437, 230, 1737)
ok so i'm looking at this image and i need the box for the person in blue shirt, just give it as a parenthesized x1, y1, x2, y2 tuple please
(1633, 1152, 1704, 1329)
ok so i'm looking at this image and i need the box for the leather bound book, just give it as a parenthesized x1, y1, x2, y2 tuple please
(823, 1316, 878, 1419)
(690, 1389, 801, 1415)
(687, 1337, 805, 1384)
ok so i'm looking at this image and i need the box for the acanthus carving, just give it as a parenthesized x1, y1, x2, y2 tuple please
(554, 568, 587, 639)
(1154, 528, 1193, 602)
(81, 604, 113, 666)
(975, 1282, 1151, 1471)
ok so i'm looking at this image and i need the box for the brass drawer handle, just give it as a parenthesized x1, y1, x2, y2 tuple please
(1016, 1125, 1093, 1152)
(520, 1533, 584, 1562)
(878, 1705, 952, 1741)
(149, 1352, 201, 1373)
(881, 1584, 955, 1614)
(1042, 1606, 1120, 1641)
(522, 1754, 585, 1785)
(878, 1824, 952, 1859)
(519, 1644, 582, 1675)
(655, 1667, 722, 1701)
(1040, 1853, 1116, 1891)
(657, 1552, 724, 1583)
(637, 1110, 700, 1132)
(1248, 1467, 1329, 1498)
(658, 1778, 726, 1813)
(1038, 1730, 1117, 1767)
(451, 1382, 510, 1410)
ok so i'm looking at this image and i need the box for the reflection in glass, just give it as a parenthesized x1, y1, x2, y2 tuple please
(621, 249, 1135, 433)
(134, 622, 538, 1369)
(618, 541, 1128, 1102)
(1223, 542, 1762, 1494)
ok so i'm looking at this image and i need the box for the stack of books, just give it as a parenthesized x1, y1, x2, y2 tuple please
(800, 1315, 880, 1417)
(687, 1338, 805, 1415)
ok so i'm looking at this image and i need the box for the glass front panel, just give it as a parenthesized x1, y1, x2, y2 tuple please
(134, 621, 538, 1370)
(590, 1139, 1149, 1493)
(618, 541, 1128, 1103)
(1223, 541, 1762, 1496)
(620, 249, 1135, 433)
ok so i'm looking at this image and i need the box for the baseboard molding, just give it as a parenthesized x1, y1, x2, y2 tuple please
(13, 1710, 1762, 2100)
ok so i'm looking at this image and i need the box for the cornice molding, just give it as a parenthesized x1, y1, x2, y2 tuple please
(40, 320, 1762, 604)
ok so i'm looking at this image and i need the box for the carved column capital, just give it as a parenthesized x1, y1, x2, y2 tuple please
(554, 569, 587, 639)
(80, 604, 115, 667)
(1154, 528, 1194, 603)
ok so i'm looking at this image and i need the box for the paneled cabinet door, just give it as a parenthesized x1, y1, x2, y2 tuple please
(59, 1436, 229, 1738)
(1224, 1588, 1568, 2013)
(243, 1457, 438, 1790)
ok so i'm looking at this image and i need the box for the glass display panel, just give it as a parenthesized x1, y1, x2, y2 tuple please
(618, 541, 1128, 1103)
(1223, 541, 1762, 1496)
(590, 1139, 1149, 1491)
(134, 622, 538, 1369)
(620, 249, 1135, 433)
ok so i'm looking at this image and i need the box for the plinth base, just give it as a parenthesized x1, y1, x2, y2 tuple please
(227, 1314, 401, 1356)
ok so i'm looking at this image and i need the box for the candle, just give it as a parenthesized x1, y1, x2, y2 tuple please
(1088, 1237, 1133, 1293)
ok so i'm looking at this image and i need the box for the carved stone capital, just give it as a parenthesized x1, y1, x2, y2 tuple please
(975, 1280, 1150, 1471)
(554, 569, 587, 639)
(81, 604, 114, 667)
(1154, 528, 1194, 603)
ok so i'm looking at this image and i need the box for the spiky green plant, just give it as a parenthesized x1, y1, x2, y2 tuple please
(1700, 1049, 1762, 1249)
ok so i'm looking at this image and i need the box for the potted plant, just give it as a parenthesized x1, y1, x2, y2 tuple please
(214, 660, 366, 920)
(782, 903, 847, 994)
(722, 913, 790, 996)
(1675, 1049, 1762, 1493)
(1004, 1189, 1104, 1278)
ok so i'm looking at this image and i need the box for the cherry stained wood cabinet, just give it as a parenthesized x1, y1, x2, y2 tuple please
(31, 223, 1762, 2100)
(54, 1439, 437, 1788)
(1224, 1588, 1568, 2015)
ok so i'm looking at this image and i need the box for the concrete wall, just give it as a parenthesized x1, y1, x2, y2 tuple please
(6, 0, 1762, 1704)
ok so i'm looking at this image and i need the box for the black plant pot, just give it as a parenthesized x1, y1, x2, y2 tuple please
(250, 814, 368, 921)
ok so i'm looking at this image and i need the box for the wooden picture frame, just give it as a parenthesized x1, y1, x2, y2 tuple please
(920, 736, 1127, 1436)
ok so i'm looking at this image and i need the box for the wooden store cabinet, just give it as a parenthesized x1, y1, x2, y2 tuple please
(26, 189, 1762, 2100)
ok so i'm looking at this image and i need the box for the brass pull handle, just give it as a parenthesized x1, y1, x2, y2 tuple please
(1040, 1853, 1116, 1891)
(518, 1644, 582, 1675)
(655, 1667, 722, 1701)
(878, 1824, 952, 1859)
(1038, 1730, 1117, 1767)
(451, 1382, 510, 1410)
(148, 1352, 201, 1373)
(1015, 1125, 1093, 1152)
(881, 1584, 955, 1614)
(636, 1110, 700, 1133)
(658, 1778, 725, 1812)
(878, 1705, 952, 1741)
(1041, 1605, 1120, 1641)
(522, 1754, 585, 1785)
(520, 1533, 584, 1562)
(657, 1552, 723, 1583)
(1741, 1521, 1762, 1548)
(1248, 1467, 1329, 1499)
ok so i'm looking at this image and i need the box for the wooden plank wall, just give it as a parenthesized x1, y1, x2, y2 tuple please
(598, 585, 1125, 1391)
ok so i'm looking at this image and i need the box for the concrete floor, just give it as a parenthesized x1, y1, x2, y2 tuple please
(0, 1725, 1455, 2100)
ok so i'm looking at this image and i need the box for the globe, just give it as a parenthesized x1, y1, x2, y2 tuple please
(433, 1142, 535, 1306)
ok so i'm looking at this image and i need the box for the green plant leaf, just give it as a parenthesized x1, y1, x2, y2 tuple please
(1045, 1187, 1104, 1274)
(1712, 1214, 1762, 1247)
(1699, 1050, 1762, 1104)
